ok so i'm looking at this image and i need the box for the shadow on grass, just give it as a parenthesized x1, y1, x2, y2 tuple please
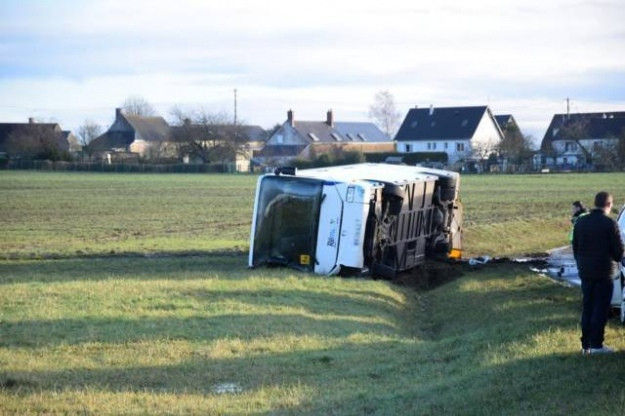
(0, 252, 252, 285)
(184, 288, 406, 316)
(2, 343, 625, 415)
(0, 312, 402, 349)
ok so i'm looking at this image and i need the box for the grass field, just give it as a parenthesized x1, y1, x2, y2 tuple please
(1, 170, 625, 414)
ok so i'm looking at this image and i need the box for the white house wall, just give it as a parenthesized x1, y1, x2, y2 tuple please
(551, 138, 619, 161)
(471, 113, 502, 157)
(397, 139, 471, 163)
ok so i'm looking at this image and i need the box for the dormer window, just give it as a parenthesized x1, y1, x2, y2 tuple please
(331, 133, 342, 141)
(308, 133, 320, 142)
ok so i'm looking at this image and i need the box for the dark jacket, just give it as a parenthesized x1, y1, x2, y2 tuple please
(572, 209, 624, 280)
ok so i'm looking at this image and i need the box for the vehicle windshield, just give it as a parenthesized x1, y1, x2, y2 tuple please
(252, 176, 323, 271)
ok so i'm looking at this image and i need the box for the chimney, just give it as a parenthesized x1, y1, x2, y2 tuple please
(28, 117, 35, 124)
(326, 109, 334, 127)
(287, 109, 294, 127)
(115, 107, 122, 119)
(429, 105, 434, 116)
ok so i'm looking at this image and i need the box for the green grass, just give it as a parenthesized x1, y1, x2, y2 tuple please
(2, 171, 624, 258)
(460, 172, 625, 256)
(0, 172, 255, 258)
(2, 257, 625, 415)
(2, 170, 625, 414)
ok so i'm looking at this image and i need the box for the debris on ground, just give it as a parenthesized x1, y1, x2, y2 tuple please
(212, 382, 243, 394)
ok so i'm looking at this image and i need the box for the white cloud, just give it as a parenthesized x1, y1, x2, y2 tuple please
(1, 0, 624, 141)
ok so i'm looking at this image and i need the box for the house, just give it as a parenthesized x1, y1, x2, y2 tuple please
(91, 108, 173, 156)
(257, 109, 394, 165)
(538, 111, 625, 168)
(394, 106, 504, 165)
(494, 114, 521, 134)
(0, 118, 70, 158)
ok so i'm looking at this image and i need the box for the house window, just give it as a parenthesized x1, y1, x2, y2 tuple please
(427, 143, 431, 150)
(444, 142, 448, 149)
(405, 144, 412, 152)
(456, 142, 465, 152)
(276, 134, 283, 144)
(565, 142, 577, 152)
(432, 142, 437, 150)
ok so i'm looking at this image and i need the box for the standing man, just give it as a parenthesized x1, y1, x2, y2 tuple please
(572, 191, 624, 354)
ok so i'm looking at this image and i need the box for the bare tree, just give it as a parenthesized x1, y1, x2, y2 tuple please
(77, 120, 102, 160)
(368, 90, 401, 139)
(122, 95, 157, 117)
(169, 107, 250, 164)
(557, 119, 592, 165)
(592, 128, 625, 171)
(497, 124, 535, 164)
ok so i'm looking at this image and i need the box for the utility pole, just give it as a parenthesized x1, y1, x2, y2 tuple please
(234, 88, 238, 126)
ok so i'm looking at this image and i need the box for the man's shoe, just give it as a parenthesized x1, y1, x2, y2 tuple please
(582, 348, 590, 355)
(589, 346, 615, 354)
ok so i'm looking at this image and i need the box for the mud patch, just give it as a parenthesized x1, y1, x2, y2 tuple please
(391, 254, 550, 291)
(392, 260, 466, 290)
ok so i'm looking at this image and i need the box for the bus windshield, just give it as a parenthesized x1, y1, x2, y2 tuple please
(251, 176, 323, 271)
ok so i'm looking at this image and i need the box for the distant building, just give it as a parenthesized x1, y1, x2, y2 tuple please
(91, 108, 264, 171)
(538, 111, 625, 168)
(91, 108, 172, 155)
(494, 114, 521, 134)
(0, 117, 70, 158)
(258, 109, 394, 165)
(394, 106, 504, 164)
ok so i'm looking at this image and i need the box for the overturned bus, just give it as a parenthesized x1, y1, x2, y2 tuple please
(248, 163, 462, 278)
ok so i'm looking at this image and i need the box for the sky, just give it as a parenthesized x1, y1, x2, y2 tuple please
(1, 0, 624, 145)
